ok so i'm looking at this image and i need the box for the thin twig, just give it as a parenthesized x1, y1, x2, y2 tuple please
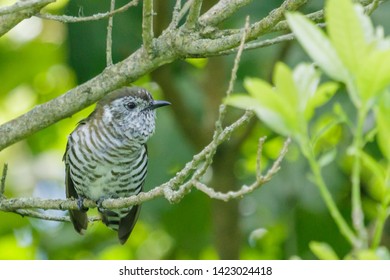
(0, 131, 290, 223)
(199, 0, 252, 27)
(37, 0, 139, 23)
(227, 17, 251, 97)
(106, 0, 115, 67)
(168, 0, 182, 29)
(216, 16, 250, 133)
(178, 0, 194, 25)
(164, 110, 253, 193)
(13, 209, 101, 223)
(183, 0, 203, 30)
(179, 0, 308, 56)
(366, 0, 381, 15)
(256, 137, 267, 181)
(215, 24, 321, 57)
(192, 137, 290, 201)
(0, 111, 255, 213)
(142, 0, 154, 55)
(0, 163, 8, 196)
(210, 0, 379, 41)
(261, 138, 291, 182)
(167, 0, 203, 31)
(14, 209, 70, 221)
(3, 0, 381, 152)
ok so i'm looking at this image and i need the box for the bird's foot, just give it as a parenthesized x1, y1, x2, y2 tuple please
(96, 197, 106, 212)
(77, 196, 88, 212)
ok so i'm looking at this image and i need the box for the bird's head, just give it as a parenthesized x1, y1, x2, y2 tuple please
(95, 87, 170, 143)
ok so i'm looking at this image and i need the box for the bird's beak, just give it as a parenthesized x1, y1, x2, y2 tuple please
(148, 100, 171, 110)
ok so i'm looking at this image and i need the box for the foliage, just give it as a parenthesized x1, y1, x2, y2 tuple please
(1, 0, 390, 260)
(227, 0, 390, 258)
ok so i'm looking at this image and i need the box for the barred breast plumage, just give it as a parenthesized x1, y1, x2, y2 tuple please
(64, 87, 170, 244)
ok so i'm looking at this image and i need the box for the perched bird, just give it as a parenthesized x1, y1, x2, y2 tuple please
(63, 87, 170, 244)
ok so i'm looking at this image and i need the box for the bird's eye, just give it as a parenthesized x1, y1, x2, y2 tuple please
(125, 102, 136, 110)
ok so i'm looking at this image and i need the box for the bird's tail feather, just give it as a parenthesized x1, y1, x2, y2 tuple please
(69, 209, 88, 234)
(100, 205, 141, 244)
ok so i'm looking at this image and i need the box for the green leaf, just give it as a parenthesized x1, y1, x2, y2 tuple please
(357, 50, 390, 102)
(286, 12, 347, 81)
(309, 241, 339, 260)
(305, 82, 339, 120)
(185, 58, 208, 69)
(244, 78, 297, 127)
(355, 250, 380, 260)
(224, 94, 257, 111)
(292, 63, 320, 113)
(326, 0, 367, 74)
(225, 94, 294, 137)
(273, 62, 299, 110)
(244, 77, 301, 136)
(333, 102, 353, 128)
(227, 74, 306, 137)
(375, 92, 390, 161)
(317, 149, 337, 168)
(311, 82, 339, 108)
(244, 77, 275, 100)
(354, 4, 375, 45)
(360, 151, 386, 201)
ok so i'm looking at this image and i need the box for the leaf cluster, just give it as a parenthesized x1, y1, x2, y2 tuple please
(227, 0, 390, 259)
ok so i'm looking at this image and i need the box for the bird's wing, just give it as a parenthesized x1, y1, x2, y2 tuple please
(64, 139, 88, 234)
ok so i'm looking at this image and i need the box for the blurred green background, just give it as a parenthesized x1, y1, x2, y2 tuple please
(0, 0, 389, 259)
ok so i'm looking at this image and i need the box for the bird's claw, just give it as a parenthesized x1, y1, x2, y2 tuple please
(77, 196, 88, 212)
(97, 197, 105, 212)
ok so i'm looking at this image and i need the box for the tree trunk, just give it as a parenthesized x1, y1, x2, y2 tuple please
(211, 145, 241, 259)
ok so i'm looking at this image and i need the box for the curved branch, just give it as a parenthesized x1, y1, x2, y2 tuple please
(0, 0, 53, 15)
(0, 45, 175, 151)
(183, 0, 203, 30)
(0, 0, 54, 37)
(0, 109, 255, 211)
(199, 0, 252, 27)
(177, 0, 307, 56)
(0, 134, 290, 220)
(0, 0, 306, 152)
(37, 0, 139, 23)
(1, 0, 383, 152)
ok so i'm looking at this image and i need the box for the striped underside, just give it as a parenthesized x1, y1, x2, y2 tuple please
(65, 115, 147, 235)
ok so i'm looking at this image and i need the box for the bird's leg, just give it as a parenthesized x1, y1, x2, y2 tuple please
(96, 197, 106, 213)
(77, 196, 88, 212)
(96, 197, 116, 227)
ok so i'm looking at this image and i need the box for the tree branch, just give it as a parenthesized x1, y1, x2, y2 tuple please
(0, 0, 384, 152)
(0, 45, 175, 151)
(168, 0, 182, 29)
(37, 0, 139, 23)
(199, 0, 252, 27)
(0, 0, 54, 37)
(142, 0, 154, 55)
(216, 16, 250, 134)
(183, 0, 203, 30)
(106, 0, 115, 67)
(193, 137, 290, 201)
(0, 163, 8, 197)
(0, 129, 290, 221)
(178, 0, 308, 56)
(0, 0, 53, 15)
